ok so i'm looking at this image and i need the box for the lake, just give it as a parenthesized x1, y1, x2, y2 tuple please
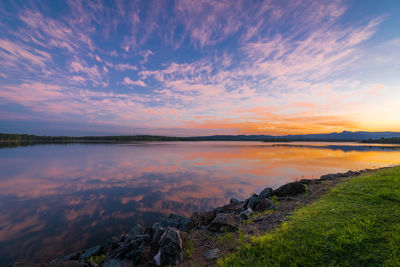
(1, 141, 400, 264)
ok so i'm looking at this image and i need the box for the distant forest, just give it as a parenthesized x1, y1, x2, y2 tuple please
(0, 133, 181, 146)
(360, 137, 400, 144)
(1, 133, 400, 146)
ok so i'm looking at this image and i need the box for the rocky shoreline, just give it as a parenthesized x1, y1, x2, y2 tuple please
(13, 167, 388, 267)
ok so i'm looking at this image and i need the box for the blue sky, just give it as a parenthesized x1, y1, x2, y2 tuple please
(0, 0, 399, 136)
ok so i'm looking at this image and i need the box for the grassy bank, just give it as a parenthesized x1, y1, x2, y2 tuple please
(219, 166, 400, 266)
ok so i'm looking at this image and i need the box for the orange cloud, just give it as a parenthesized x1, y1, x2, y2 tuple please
(183, 113, 360, 135)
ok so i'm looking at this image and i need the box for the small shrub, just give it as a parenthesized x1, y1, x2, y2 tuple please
(88, 254, 105, 265)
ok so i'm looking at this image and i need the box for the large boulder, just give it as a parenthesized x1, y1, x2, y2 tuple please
(207, 213, 240, 232)
(254, 198, 275, 212)
(152, 227, 183, 266)
(190, 211, 215, 226)
(273, 181, 306, 197)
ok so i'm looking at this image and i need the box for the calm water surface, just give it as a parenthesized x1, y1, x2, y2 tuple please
(1, 141, 400, 264)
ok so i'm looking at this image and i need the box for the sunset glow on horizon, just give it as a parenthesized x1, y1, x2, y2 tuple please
(1, 0, 399, 136)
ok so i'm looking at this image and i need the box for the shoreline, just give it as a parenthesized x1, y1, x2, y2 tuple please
(12, 166, 396, 267)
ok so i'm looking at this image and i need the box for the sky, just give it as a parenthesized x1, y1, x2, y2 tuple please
(0, 0, 399, 136)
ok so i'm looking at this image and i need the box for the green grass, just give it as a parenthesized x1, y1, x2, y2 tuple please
(88, 254, 105, 265)
(219, 167, 400, 266)
(183, 237, 194, 259)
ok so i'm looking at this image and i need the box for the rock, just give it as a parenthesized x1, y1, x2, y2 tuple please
(320, 170, 360, 181)
(204, 248, 220, 260)
(298, 179, 315, 184)
(246, 194, 259, 209)
(239, 207, 254, 220)
(254, 198, 275, 212)
(190, 211, 215, 226)
(344, 170, 360, 177)
(214, 206, 225, 215)
(273, 181, 306, 197)
(150, 228, 167, 257)
(152, 227, 183, 266)
(207, 213, 239, 232)
(105, 234, 150, 264)
(80, 245, 102, 259)
(102, 259, 134, 267)
(258, 187, 273, 200)
(151, 214, 191, 233)
(103, 236, 120, 252)
(216, 202, 245, 215)
(126, 224, 142, 237)
(319, 173, 340, 181)
(229, 198, 241, 204)
(198, 225, 207, 230)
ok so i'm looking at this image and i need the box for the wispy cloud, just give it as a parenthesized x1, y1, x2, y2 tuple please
(122, 77, 146, 87)
(0, 0, 398, 135)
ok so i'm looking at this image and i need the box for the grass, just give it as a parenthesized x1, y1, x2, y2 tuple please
(217, 232, 235, 245)
(183, 237, 194, 259)
(88, 254, 105, 265)
(219, 166, 400, 266)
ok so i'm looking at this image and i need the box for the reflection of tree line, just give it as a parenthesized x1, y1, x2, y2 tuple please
(271, 144, 400, 152)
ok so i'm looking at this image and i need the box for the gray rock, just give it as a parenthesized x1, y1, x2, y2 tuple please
(207, 213, 239, 232)
(246, 194, 259, 209)
(273, 181, 306, 197)
(204, 248, 220, 260)
(258, 187, 273, 200)
(150, 227, 167, 257)
(254, 198, 275, 212)
(152, 227, 183, 266)
(239, 207, 254, 221)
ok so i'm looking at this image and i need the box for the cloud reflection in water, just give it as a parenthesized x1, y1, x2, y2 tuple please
(0, 141, 400, 264)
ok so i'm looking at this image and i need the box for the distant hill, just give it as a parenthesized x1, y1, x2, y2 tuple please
(185, 131, 400, 141)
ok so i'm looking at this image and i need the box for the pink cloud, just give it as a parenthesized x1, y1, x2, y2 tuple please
(0, 39, 51, 68)
(122, 77, 146, 87)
